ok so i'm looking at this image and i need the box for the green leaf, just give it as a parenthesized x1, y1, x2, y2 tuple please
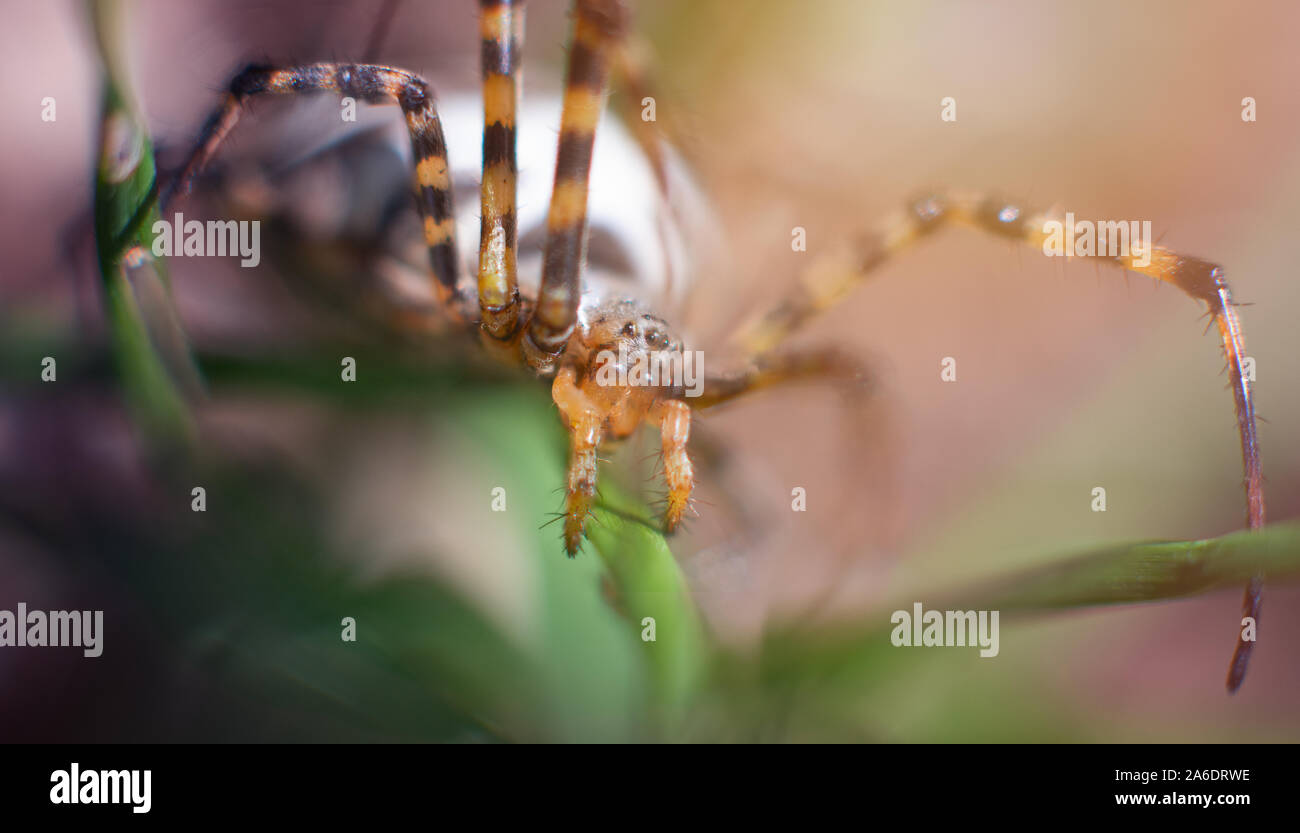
(588, 484, 708, 734)
(89, 0, 197, 444)
(964, 521, 1300, 611)
(752, 521, 1300, 684)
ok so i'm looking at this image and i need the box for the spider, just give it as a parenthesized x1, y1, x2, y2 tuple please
(160, 0, 1265, 691)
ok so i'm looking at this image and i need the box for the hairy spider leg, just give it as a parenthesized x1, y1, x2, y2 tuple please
(162, 62, 468, 318)
(550, 378, 696, 555)
(698, 346, 874, 409)
(521, 0, 628, 373)
(728, 191, 1264, 692)
(651, 398, 693, 532)
(552, 364, 604, 555)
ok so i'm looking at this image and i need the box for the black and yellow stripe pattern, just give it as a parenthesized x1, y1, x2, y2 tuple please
(522, 0, 628, 371)
(478, 0, 525, 343)
(165, 62, 464, 314)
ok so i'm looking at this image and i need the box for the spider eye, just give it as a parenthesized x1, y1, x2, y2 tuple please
(646, 329, 664, 346)
(621, 323, 637, 337)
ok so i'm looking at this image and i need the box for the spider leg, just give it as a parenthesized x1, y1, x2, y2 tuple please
(696, 346, 874, 410)
(520, 0, 628, 373)
(650, 399, 693, 532)
(552, 365, 607, 556)
(162, 62, 468, 318)
(477, 0, 525, 350)
(729, 191, 1264, 691)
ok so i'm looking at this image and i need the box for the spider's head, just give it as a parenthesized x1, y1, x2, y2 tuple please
(574, 298, 692, 414)
(581, 298, 683, 356)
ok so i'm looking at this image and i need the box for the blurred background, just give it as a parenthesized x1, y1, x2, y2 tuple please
(1, 0, 1298, 741)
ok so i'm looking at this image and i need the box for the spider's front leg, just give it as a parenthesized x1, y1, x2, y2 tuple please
(651, 399, 694, 532)
(552, 365, 608, 556)
(550, 373, 698, 554)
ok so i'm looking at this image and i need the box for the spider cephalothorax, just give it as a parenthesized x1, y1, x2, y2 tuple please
(164, 0, 1266, 689)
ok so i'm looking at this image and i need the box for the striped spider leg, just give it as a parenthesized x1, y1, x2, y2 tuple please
(519, 0, 628, 372)
(476, 0, 525, 353)
(719, 191, 1264, 692)
(163, 62, 469, 320)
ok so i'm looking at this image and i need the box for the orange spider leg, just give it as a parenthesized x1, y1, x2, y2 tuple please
(552, 365, 608, 556)
(730, 191, 1264, 691)
(651, 399, 694, 532)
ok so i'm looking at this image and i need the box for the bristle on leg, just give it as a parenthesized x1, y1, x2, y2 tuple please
(553, 367, 606, 555)
(655, 400, 693, 532)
